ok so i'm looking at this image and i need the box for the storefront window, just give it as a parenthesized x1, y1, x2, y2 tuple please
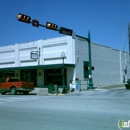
(44, 68, 66, 86)
(20, 69, 37, 86)
(0, 71, 14, 78)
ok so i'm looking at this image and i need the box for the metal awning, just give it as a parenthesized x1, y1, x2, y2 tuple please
(0, 64, 75, 71)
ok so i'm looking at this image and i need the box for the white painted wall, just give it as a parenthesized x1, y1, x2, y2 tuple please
(0, 45, 15, 68)
(0, 36, 75, 68)
(42, 36, 75, 65)
(0, 35, 129, 88)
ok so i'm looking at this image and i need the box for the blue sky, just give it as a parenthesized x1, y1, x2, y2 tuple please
(0, 0, 130, 51)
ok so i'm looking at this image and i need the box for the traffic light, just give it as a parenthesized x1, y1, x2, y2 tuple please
(46, 22, 58, 30)
(32, 19, 39, 27)
(17, 13, 31, 23)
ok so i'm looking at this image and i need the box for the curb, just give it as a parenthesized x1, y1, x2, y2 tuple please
(30, 85, 126, 95)
(48, 93, 66, 96)
(96, 84, 125, 89)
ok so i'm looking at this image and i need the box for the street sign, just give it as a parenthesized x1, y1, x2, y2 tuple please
(30, 52, 38, 59)
(59, 27, 73, 36)
(32, 19, 39, 27)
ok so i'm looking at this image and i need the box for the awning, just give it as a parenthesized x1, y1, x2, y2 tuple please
(0, 64, 75, 71)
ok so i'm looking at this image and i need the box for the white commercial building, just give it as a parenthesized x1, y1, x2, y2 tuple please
(0, 36, 129, 89)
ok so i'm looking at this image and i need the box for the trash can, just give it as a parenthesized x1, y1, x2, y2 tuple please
(48, 84, 54, 93)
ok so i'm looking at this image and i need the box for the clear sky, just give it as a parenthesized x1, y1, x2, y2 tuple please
(0, 0, 130, 51)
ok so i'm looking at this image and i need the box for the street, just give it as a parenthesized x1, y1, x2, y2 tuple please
(0, 87, 130, 130)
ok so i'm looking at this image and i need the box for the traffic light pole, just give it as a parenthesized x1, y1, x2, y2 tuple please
(87, 31, 94, 89)
(62, 57, 65, 93)
(76, 31, 94, 90)
(17, 13, 94, 90)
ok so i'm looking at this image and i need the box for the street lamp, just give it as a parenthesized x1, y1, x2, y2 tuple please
(61, 51, 66, 93)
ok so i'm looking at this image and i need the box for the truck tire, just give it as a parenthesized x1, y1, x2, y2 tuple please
(23, 91, 29, 95)
(126, 85, 130, 89)
(1, 92, 6, 95)
(10, 87, 17, 95)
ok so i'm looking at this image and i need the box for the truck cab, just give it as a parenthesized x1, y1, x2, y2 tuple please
(0, 77, 34, 95)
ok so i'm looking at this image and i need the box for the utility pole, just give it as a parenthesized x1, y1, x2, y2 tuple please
(128, 23, 130, 63)
(128, 23, 130, 79)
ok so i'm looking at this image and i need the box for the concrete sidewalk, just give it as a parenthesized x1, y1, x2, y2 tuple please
(96, 83, 125, 89)
(30, 88, 48, 95)
(30, 84, 126, 95)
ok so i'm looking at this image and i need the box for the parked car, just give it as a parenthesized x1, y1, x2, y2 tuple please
(0, 77, 34, 95)
(125, 79, 130, 89)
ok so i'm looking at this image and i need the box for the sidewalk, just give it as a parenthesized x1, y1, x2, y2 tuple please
(96, 83, 125, 89)
(30, 88, 48, 95)
(30, 84, 126, 95)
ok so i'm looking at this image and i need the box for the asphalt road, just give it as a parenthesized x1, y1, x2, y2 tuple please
(0, 87, 130, 130)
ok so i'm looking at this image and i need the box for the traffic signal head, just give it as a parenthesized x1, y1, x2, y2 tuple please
(17, 13, 31, 23)
(46, 22, 58, 30)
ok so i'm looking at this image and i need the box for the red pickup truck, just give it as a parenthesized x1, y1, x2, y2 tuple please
(0, 77, 34, 95)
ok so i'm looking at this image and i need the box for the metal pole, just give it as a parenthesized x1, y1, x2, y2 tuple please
(38, 47, 40, 65)
(76, 31, 94, 90)
(62, 57, 65, 93)
(128, 23, 130, 59)
(87, 31, 94, 89)
(128, 23, 130, 78)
